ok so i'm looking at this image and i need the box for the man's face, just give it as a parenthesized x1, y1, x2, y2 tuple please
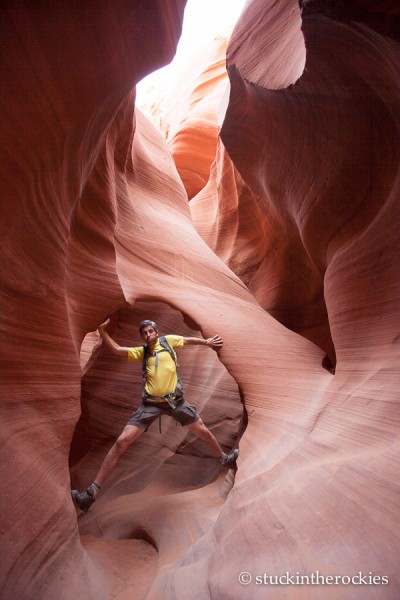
(140, 325, 158, 345)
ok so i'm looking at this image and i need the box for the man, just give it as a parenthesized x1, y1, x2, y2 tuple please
(71, 318, 239, 512)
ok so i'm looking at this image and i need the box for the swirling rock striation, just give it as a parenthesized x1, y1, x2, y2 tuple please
(186, 0, 400, 598)
(1, 1, 399, 600)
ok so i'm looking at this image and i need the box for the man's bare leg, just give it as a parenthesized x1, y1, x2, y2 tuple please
(186, 418, 239, 467)
(93, 424, 145, 491)
(186, 418, 223, 457)
(71, 424, 144, 511)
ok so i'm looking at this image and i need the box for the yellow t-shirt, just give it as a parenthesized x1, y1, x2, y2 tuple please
(127, 335, 184, 397)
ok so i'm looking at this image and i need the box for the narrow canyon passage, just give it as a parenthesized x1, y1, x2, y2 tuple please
(1, 1, 399, 599)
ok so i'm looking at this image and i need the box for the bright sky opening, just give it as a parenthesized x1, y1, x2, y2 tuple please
(136, 0, 247, 119)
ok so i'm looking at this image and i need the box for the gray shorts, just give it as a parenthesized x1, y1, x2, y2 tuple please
(127, 398, 199, 431)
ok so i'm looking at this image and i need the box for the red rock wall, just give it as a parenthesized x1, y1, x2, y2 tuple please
(1, 1, 400, 599)
(0, 2, 186, 599)
(161, 35, 230, 199)
(184, 0, 400, 598)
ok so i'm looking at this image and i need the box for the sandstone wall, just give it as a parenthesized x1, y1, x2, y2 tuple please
(1, 1, 399, 599)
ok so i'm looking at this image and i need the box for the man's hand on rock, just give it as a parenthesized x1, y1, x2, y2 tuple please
(206, 335, 223, 349)
(98, 317, 110, 333)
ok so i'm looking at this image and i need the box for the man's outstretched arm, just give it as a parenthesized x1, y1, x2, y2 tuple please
(183, 335, 223, 349)
(98, 318, 129, 357)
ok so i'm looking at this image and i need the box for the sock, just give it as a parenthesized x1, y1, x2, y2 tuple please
(89, 482, 101, 497)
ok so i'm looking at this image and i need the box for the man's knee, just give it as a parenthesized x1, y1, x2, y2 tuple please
(115, 426, 143, 453)
(188, 419, 212, 438)
(114, 437, 129, 454)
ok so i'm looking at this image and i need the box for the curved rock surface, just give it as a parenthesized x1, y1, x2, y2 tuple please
(1, 1, 400, 600)
(158, 34, 230, 199)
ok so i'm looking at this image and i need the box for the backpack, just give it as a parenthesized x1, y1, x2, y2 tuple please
(141, 336, 183, 400)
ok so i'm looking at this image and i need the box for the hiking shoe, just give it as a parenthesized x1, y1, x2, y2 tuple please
(71, 486, 96, 512)
(220, 448, 239, 468)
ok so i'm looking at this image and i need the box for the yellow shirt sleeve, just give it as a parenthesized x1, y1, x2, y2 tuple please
(165, 335, 184, 349)
(127, 346, 145, 362)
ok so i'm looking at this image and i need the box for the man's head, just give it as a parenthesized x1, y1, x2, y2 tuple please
(139, 320, 158, 345)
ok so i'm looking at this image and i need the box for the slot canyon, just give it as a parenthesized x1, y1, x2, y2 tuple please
(1, 1, 399, 599)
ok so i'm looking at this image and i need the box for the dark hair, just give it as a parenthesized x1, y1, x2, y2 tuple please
(139, 320, 158, 333)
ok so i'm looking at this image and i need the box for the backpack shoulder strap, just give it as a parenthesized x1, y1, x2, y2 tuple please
(159, 336, 182, 389)
(158, 336, 176, 363)
(142, 337, 183, 400)
(142, 344, 149, 378)
(142, 338, 175, 375)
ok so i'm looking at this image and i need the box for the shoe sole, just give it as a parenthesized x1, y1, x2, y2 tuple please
(71, 490, 80, 507)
